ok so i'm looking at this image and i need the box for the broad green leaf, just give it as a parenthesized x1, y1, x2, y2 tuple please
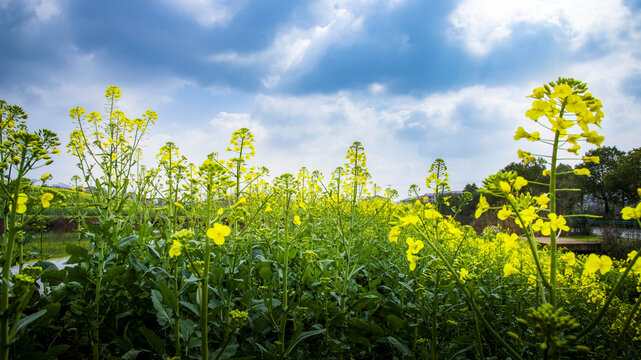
(139, 327, 166, 356)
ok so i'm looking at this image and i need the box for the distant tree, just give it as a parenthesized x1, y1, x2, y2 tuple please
(554, 163, 582, 215)
(575, 146, 625, 216)
(605, 147, 641, 206)
(456, 183, 479, 224)
(502, 158, 548, 196)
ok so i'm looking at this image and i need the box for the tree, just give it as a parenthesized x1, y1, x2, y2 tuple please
(501, 158, 548, 196)
(575, 146, 625, 217)
(605, 147, 641, 206)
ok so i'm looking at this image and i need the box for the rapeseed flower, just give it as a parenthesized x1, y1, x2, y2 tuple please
(573, 168, 591, 176)
(406, 237, 424, 254)
(504, 263, 520, 277)
(548, 213, 570, 233)
(169, 240, 182, 258)
(388, 226, 400, 243)
(40, 193, 54, 208)
(475, 195, 489, 218)
(293, 215, 301, 226)
(584, 254, 612, 275)
(459, 268, 469, 282)
(206, 223, 231, 246)
(513, 176, 528, 191)
(497, 205, 514, 220)
(399, 215, 420, 227)
(407, 253, 419, 271)
(560, 252, 576, 266)
(499, 181, 511, 194)
(10, 193, 28, 214)
(621, 203, 641, 220)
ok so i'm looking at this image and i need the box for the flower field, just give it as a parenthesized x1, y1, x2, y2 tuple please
(1, 78, 640, 359)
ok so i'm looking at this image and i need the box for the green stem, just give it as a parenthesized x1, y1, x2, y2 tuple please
(549, 130, 560, 307)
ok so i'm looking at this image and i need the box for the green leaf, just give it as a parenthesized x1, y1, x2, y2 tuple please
(150, 290, 173, 327)
(65, 243, 89, 261)
(285, 328, 326, 356)
(211, 343, 238, 360)
(117, 234, 139, 248)
(14, 310, 47, 337)
(139, 327, 166, 356)
(387, 336, 412, 356)
(259, 265, 272, 282)
(122, 349, 142, 360)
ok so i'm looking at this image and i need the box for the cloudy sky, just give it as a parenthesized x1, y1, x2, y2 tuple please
(2, 0, 641, 194)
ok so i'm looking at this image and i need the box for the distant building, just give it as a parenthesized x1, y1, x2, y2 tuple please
(401, 190, 465, 204)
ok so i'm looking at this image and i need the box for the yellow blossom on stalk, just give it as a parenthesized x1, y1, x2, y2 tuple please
(626, 251, 641, 275)
(584, 254, 612, 275)
(217, 208, 224, 216)
(10, 193, 28, 214)
(293, 215, 301, 226)
(459, 268, 469, 282)
(265, 204, 272, 212)
(40, 193, 54, 208)
(532, 219, 551, 236)
(503, 263, 520, 277)
(581, 131, 605, 146)
(498, 233, 520, 252)
(499, 181, 511, 194)
(174, 202, 185, 211)
(517, 149, 536, 164)
(513, 176, 528, 191)
(407, 253, 419, 271)
(475, 195, 489, 218)
(299, 201, 307, 210)
(560, 252, 576, 266)
(406, 237, 424, 254)
(169, 240, 182, 258)
(536, 194, 550, 208)
(517, 206, 538, 228)
(529, 87, 546, 99)
(424, 208, 442, 220)
(582, 156, 600, 164)
(498, 205, 514, 220)
(621, 203, 641, 220)
(399, 215, 420, 227)
(573, 168, 591, 176)
(548, 213, 570, 233)
(41, 173, 52, 181)
(514, 127, 540, 142)
(236, 197, 247, 206)
(551, 84, 572, 99)
(567, 144, 581, 155)
(206, 223, 231, 246)
(388, 226, 401, 243)
(542, 169, 551, 177)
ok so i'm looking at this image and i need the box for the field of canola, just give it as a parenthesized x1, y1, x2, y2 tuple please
(1, 78, 640, 359)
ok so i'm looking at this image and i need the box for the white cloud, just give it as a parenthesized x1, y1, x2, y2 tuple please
(448, 0, 633, 55)
(162, 0, 240, 27)
(207, 0, 404, 88)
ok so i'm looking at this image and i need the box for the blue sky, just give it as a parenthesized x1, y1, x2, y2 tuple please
(2, 0, 641, 194)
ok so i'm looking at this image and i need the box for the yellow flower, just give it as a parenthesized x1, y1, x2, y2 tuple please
(475, 195, 489, 219)
(424, 208, 442, 220)
(407, 253, 419, 271)
(459, 268, 469, 282)
(548, 213, 569, 233)
(293, 215, 301, 226)
(265, 204, 272, 212)
(584, 254, 612, 275)
(388, 226, 401, 243)
(514, 127, 540, 142)
(40, 193, 54, 208)
(399, 215, 420, 227)
(206, 223, 231, 246)
(621, 203, 641, 220)
(299, 201, 307, 210)
(217, 208, 224, 215)
(573, 168, 591, 176)
(236, 197, 247, 206)
(10, 193, 28, 214)
(517, 206, 538, 228)
(406, 237, 424, 254)
(498, 233, 520, 252)
(532, 219, 551, 236)
(567, 144, 581, 155)
(497, 205, 514, 220)
(536, 194, 550, 208)
(551, 84, 572, 99)
(169, 240, 182, 258)
(499, 181, 511, 193)
(560, 252, 576, 266)
(582, 156, 600, 164)
(174, 202, 185, 210)
(513, 176, 528, 191)
(503, 263, 520, 277)
(542, 170, 551, 177)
